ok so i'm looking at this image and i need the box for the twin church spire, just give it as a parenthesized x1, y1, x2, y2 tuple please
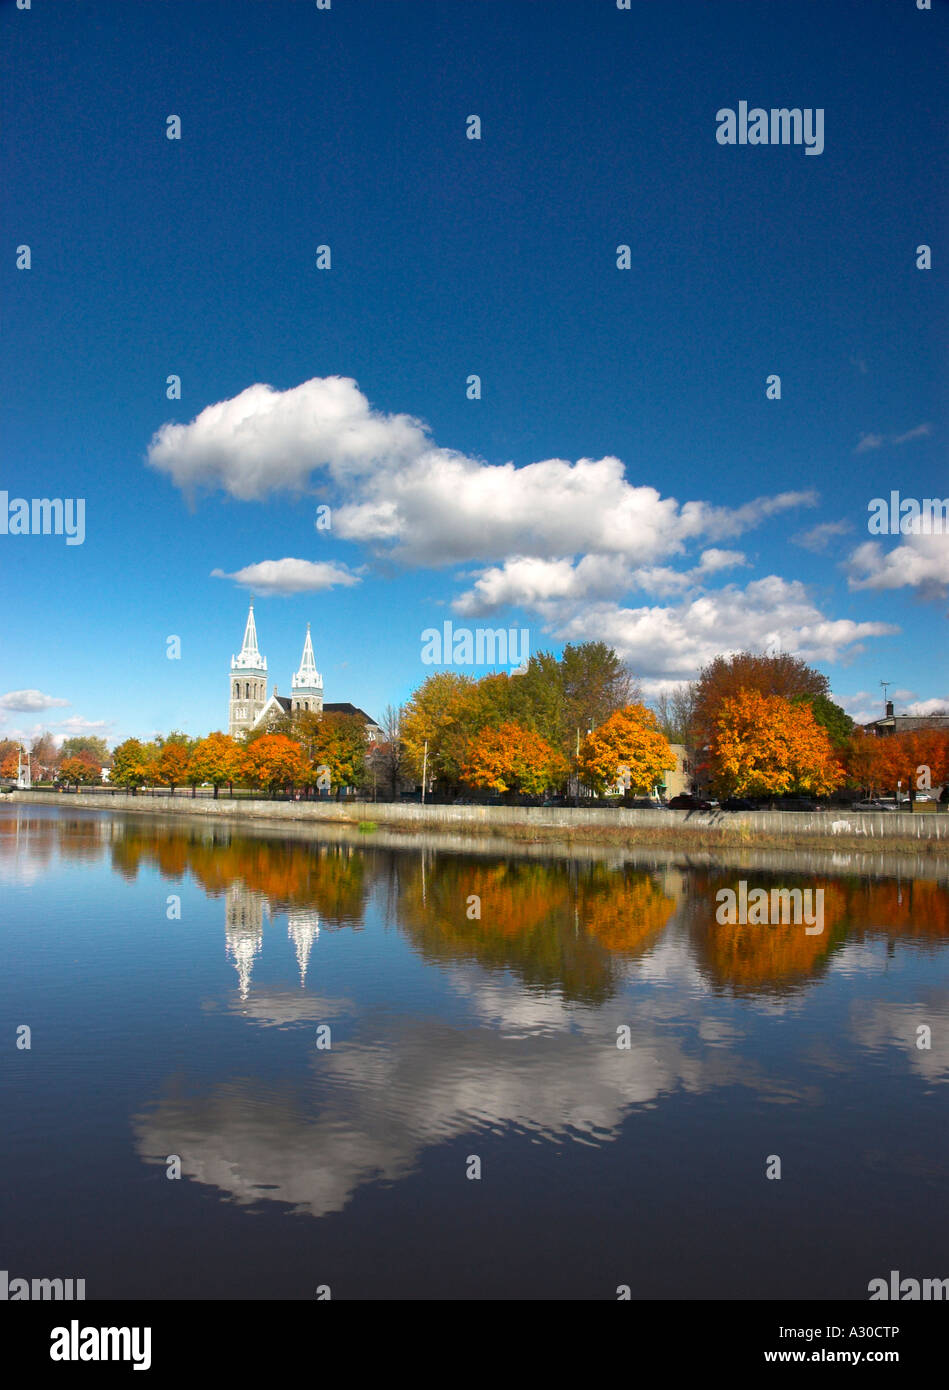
(228, 604, 323, 737)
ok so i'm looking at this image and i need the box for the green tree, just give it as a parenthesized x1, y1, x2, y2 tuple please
(310, 713, 368, 797)
(795, 693, 854, 750)
(110, 738, 155, 792)
(561, 642, 638, 745)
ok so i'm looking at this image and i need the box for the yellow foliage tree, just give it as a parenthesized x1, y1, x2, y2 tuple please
(578, 703, 674, 795)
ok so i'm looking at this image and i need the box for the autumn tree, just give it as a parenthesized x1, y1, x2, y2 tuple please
(578, 703, 675, 796)
(0, 748, 21, 779)
(695, 652, 829, 743)
(243, 734, 308, 797)
(60, 735, 111, 768)
(188, 732, 246, 798)
(402, 672, 480, 788)
(30, 732, 60, 781)
(309, 712, 368, 797)
(110, 738, 155, 793)
(152, 737, 193, 796)
(874, 730, 949, 802)
(843, 732, 891, 796)
(709, 689, 844, 797)
(462, 722, 568, 797)
(57, 754, 102, 789)
(561, 642, 639, 747)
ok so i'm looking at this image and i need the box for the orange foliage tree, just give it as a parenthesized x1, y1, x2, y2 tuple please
(844, 730, 949, 798)
(462, 721, 568, 796)
(243, 734, 308, 796)
(578, 703, 674, 795)
(188, 733, 246, 798)
(57, 754, 102, 789)
(152, 740, 193, 796)
(843, 731, 891, 796)
(0, 749, 21, 778)
(709, 689, 844, 797)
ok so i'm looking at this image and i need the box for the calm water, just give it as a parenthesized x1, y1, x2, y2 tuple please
(2, 803, 947, 1300)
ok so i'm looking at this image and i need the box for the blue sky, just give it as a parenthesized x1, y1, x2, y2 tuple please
(2, 0, 946, 747)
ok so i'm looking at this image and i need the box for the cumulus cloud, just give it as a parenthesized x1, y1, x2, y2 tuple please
(846, 534, 949, 596)
(902, 696, 949, 716)
(0, 689, 69, 711)
(692, 548, 747, 575)
(211, 558, 362, 596)
(148, 377, 427, 501)
(149, 376, 815, 569)
(491, 576, 897, 679)
(146, 377, 904, 681)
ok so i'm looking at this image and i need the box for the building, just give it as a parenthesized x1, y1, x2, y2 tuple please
(660, 744, 693, 799)
(228, 605, 380, 741)
(863, 700, 949, 737)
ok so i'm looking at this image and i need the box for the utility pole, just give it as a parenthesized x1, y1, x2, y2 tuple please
(421, 739, 428, 806)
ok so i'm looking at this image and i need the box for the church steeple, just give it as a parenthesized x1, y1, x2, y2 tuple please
(232, 603, 266, 672)
(290, 623, 323, 714)
(229, 603, 269, 736)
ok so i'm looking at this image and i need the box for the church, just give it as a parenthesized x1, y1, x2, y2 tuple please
(228, 604, 380, 741)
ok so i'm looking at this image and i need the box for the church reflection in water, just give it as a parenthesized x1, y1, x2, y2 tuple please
(3, 810, 948, 1234)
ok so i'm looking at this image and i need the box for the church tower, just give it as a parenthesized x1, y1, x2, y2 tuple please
(291, 623, 324, 714)
(229, 604, 268, 737)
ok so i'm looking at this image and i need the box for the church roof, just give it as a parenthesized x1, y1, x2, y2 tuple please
(324, 702, 379, 725)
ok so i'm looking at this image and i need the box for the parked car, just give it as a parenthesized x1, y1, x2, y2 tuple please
(773, 797, 820, 812)
(720, 797, 757, 811)
(852, 799, 895, 812)
(668, 794, 713, 810)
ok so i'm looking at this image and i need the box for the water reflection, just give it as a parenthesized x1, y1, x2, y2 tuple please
(3, 806, 948, 1245)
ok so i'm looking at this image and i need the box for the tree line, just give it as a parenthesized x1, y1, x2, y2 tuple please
(3, 644, 946, 801)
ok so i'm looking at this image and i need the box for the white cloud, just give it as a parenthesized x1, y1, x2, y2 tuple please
(56, 716, 110, 735)
(902, 696, 949, 716)
(792, 519, 853, 552)
(854, 422, 932, 454)
(891, 423, 933, 445)
(149, 376, 815, 569)
(0, 689, 69, 712)
(854, 433, 884, 454)
(846, 534, 949, 596)
(516, 576, 897, 679)
(148, 377, 427, 501)
(211, 558, 362, 596)
(693, 548, 747, 575)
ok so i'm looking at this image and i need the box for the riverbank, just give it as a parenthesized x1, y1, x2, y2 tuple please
(9, 789, 949, 857)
